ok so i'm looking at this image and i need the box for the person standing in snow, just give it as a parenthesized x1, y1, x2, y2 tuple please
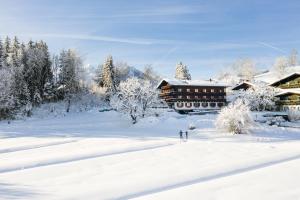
(185, 131, 188, 141)
(179, 130, 183, 142)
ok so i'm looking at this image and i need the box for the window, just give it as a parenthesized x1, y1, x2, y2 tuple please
(219, 96, 223, 99)
(178, 88, 182, 92)
(211, 96, 214, 99)
(185, 103, 192, 108)
(203, 89, 206, 93)
(187, 88, 190, 92)
(187, 96, 190, 99)
(177, 102, 184, 108)
(194, 103, 200, 108)
(210, 103, 216, 107)
(195, 96, 198, 99)
(195, 89, 199, 92)
(178, 95, 182, 99)
(202, 102, 208, 107)
(211, 89, 214, 93)
(203, 95, 206, 99)
(217, 103, 224, 107)
(219, 89, 223, 93)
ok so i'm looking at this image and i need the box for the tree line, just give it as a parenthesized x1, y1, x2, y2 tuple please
(0, 36, 85, 119)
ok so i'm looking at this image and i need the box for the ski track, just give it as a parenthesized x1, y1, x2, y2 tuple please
(0, 143, 175, 174)
(119, 153, 300, 200)
(0, 140, 78, 154)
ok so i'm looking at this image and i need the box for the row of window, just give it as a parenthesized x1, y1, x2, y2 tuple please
(283, 106, 300, 111)
(178, 95, 224, 99)
(177, 102, 224, 108)
(177, 88, 224, 93)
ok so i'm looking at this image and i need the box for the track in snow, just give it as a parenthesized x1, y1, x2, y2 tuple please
(120, 153, 300, 200)
(0, 142, 175, 174)
(0, 140, 78, 154)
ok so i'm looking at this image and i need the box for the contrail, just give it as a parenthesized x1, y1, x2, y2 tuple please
(258, 42, 287, 54)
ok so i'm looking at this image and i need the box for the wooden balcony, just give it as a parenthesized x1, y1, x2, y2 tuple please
(279, 84, 300, 89)
(276, 100, 300, 105)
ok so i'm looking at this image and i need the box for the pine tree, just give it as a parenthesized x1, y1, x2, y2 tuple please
(3, 36, 11, 68)
(175, 62, 191, 80)
(0, 67, 15, 119)
(102, 55, 116, 93)
(0, 38, 4, 69)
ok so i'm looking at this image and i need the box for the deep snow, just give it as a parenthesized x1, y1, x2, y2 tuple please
(0, 109, 300, 200)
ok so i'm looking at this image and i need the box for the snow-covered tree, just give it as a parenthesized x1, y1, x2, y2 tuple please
(287, 109, 300, 121)
(143, 65, 161, 85)
(273, 56, 288, 77)
(58, 49, 84, 112)
(102, 55, 116, 94)
(23, 40, 52, 103)
(3, 36, 11, 68)
(236, 83, 277, 111)
(288, 49, 298, 67)
(0, 38, 4, 69)
(0, 67, 15, 119)
(233, 59, 256, 81)
(110, 77, 160, 124)
(175, 62, 191, 80)
(215, 99, 253, 134)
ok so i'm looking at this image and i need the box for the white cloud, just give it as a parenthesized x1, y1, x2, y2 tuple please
(0, 33, 175, 45)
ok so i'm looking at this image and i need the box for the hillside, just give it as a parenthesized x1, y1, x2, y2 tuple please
(0, 110, 300, 200)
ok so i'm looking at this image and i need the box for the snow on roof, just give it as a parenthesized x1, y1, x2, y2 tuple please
(275, 88, 300, 96)
(231, 81, 255, 90)
(157, 78, 228, 88)
(255, 66, 300, 84)
(269, 72, 300, 86)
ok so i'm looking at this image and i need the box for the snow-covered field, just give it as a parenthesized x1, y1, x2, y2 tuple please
(0, 109, 300, 200)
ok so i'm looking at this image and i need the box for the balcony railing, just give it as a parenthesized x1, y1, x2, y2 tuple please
(276, 100, 300, 105)
(279, 84, 300, 89)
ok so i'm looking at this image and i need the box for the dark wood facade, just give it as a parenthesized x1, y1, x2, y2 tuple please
(271, 73, 300, 111)
(270, 73, 300, 89)
(158, 80, 227, 111)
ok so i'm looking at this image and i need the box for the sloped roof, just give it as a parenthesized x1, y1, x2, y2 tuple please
(254, 66, 300, 84)
(232, 81, 255, 90)
(157, 78, 228, 89)
(269, 72, 300, 86)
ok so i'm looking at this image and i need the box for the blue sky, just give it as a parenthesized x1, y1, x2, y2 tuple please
(1, 0, 300, 78)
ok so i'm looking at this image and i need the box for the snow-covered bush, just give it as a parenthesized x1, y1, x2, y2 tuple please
(110, 77, 160, 124)
(287, 109, 300, 121)
(236, 83, 277, 111)
(215, 99, 253, 134)
(266, 116, 285, 126)
(188, 123, 196, 130)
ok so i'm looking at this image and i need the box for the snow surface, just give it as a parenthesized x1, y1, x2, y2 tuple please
(0, 109, 300, 200)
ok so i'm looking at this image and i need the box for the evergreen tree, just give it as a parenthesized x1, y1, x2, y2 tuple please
(58, 49, 83, 111)
(175, 62, 191, 80)
(102, 55, 116, 93)
(3, 36, 11, 68)
(0, 67, 15, 119)
(0, 38, 4, 69)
